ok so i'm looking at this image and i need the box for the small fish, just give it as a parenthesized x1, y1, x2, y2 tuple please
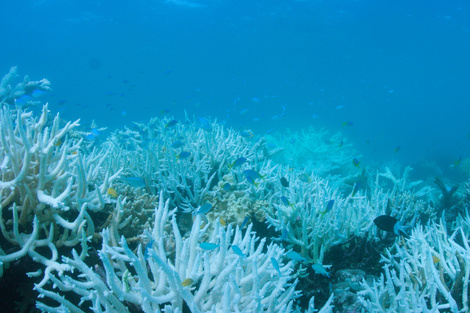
(32, 89, 47, 97)
(91, 129, 100, 137)
(298, 173, 311, 183)
(240, 216, 250, 229)
(199, 242, 219, 250)
(240, 131, 254, 138)
(166, 120, 178, 128)
(394, 145, 401, 153)
(197, 203, 213, 215)
(311, 263, 330, 278)
(219, 217, 226, 226)
(171, 141, 184, 149)
(286, 251, 307, 262)
(181, 278, 194, 287)
(352, 182, 362, 197)
(338, 140, 343, 148)
(240, 108, 250, 115)
(373, 215, 411, 236)
(144, 239, 155, 259)
(450, 157, 462, 168)
(243, 170, 265, 187)
(54, 139, 63, 147)
(251, 97, 262, 102)
(177, 151, 191, 160)
(280, 196, 295, 210)
(228, 157, 247, 169)
(342, 121, 353, 127)
(352, 158, 361, 168)
(123, 177, 146, 188)
(280, 177, 289, 188)
(432, 255, 440, 264)
(197, 117, 212, 131)
(85, 134, 96, 141)
(271, 257, 282, 276)
(222, 182, 232, 191)
(243, 170, 265, 181)
(107, 188, 118, 198)
(318, 199, 334, 216)
(280, 227, 288, 241)
(231, 245, 246, 258)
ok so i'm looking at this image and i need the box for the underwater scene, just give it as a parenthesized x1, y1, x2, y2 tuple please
(1, 0, 470, 312)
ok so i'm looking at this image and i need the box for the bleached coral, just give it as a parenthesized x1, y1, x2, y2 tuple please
(266, 127, 359, 179)
(359, 218, 470, 312)
(0, 103, 120, 283)
(36, 192, 334, 312)
(0, 66, 51, 106)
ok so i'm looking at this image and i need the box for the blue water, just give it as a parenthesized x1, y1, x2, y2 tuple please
(2, 0, 470, 174)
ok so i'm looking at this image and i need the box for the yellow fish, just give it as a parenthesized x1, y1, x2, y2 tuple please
(432, 255, 440, 264)
(54, 139, 63, 147)
(107, 188, 118, 198)
(181, 278, 194, 287)
(219, 217, 226, 226)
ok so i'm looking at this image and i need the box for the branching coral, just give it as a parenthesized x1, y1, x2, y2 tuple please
(36, 192, 334, 312)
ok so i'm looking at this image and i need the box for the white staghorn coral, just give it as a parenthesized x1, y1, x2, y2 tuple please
(0, 103, 120, 285)
(36, 192, 334, 312)
(359, 218, 470, 312)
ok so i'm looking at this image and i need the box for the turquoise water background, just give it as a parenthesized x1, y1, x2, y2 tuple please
(1, 0, 470, 174)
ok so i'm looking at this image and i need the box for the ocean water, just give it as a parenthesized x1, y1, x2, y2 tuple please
(2, 1, 470, 311)
(1, 0, 470, 177)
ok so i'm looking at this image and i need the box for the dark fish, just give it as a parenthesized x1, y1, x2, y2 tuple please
(374, 215, 410, 236)
(166, 120, 178, 128)
(280, 177, 289, 188)
(352, 158, 361, 168)
(240, 216, 250, 229)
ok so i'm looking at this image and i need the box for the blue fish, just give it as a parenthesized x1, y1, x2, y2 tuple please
(240, 216, 250, 229)
(198, 117, 212, 131)
(197, 203, 213, 215)
(14, 94, 32, 106)
(166, 120, 178, 128)
(171, 141, 184, 149)
(271, 257, 282, 276)
(243, 170, 265, 182)
(231, 245, 246, 258)
(228, 157, 247, 169)
(280, 227, 288, 241)
(286, 251, 307, 262)
(123, 177, 146, 188)
(199, 242, 219, 250)
(318, 199, 334, 216)
(144, 240, 155, 259)
(352, 158, 361, 168)
(222, 183, 232, 191)
(32, 89, 47, 97)
(178, 151, 191, 160)
(240, 131, 254, 138)
(281, 196, 295, 210)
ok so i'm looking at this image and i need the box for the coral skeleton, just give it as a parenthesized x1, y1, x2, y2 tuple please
(36, 193, 333, 312)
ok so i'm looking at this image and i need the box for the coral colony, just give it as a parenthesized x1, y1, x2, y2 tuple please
(1, 67, 470, 312)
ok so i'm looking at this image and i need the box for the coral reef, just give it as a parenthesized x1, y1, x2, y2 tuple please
(1, 68, 470, 312)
